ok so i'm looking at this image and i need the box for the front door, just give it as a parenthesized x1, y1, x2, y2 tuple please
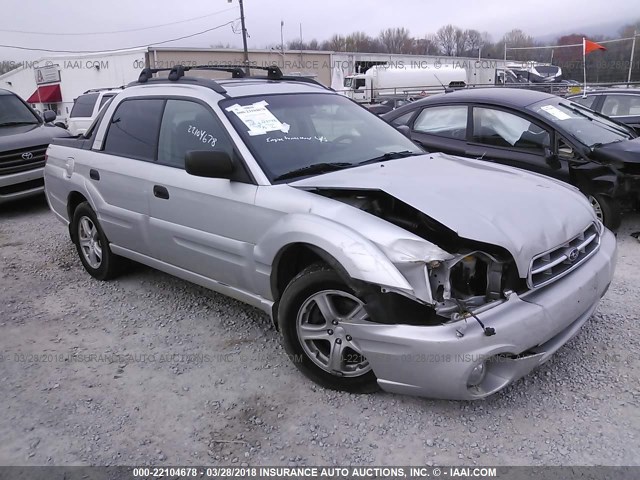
(146, 99, 269, 291)
(466, 106, 570, 181)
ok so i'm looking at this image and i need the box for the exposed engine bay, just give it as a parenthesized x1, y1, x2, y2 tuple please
(309, 188, 526, 325)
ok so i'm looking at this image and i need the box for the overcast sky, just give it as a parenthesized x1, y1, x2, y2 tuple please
(1, 0, 638, 60)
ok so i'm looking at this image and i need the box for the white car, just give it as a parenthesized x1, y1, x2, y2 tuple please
(66, 88, 122, 136)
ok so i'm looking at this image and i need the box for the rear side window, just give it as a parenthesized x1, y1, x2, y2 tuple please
(103, 99, 164, 161)
(572, 95, 597, 109)
(157, 100, 233, 168)
(413, 105, 467, 139)
(99, 93, 116, 109)
(70, 93, 99, 118)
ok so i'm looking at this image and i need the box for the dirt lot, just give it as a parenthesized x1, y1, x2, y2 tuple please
(1, 196, 639, 467)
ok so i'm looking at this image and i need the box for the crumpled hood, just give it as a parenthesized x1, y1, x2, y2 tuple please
(292, 153, 597, 276)
(591, 137, 640, 165)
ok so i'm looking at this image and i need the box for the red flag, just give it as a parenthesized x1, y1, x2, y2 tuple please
(584, 39, 606, 54)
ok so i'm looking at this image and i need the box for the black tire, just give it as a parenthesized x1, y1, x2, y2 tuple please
(278, 264, 378, 394)
(71, 202, 122, 280)
(587, 194, 621, 231)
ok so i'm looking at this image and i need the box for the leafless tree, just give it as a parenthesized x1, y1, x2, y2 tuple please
(344, 32, 383, 52)
(379, 27, 413, 54)
(322, 34, 348, 52)
(413, 34, 440, 55)
(436, 24, 456, 55)
(464, 29, 484, 56)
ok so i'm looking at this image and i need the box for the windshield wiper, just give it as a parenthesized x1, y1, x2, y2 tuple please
(357, 150, 423, 166)
(0, 121, 39, 127)
(273, 162, 353, 181)
(563, 103, 633, 137)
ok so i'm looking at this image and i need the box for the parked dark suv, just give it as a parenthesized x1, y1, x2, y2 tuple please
(0, 88, 70, 205)
(383, 88, 640, 229)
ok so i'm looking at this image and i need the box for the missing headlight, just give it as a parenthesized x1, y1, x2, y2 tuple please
(450, 255, 488, 298)
(430, 251, 516, 322)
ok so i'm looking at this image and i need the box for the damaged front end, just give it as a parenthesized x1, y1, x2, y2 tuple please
(310, 189, 526, 326)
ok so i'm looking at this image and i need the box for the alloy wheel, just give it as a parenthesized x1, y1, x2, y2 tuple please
(78, 216, 102, 269)
(588, 195, 604, 222)
(296, 290, 371, 377)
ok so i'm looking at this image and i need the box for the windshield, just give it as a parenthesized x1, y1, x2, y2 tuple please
(535, 65, 560, 77)
(528, 98, 633, 148)
(222, 93, 423, 182)
(0, 94, 40, 125)
(343, 77, 353, 88)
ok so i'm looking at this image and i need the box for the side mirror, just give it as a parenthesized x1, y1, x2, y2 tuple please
(544, 147, 562, 170)
(185, 150, 235, 179)
(43, 110, 56, 123)
(396, 125, 412, 139)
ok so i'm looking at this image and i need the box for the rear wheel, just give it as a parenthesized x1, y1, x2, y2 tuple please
(278, 264, 378, 393)
(71, 202, 123, 280)
(587, 194, 621, 231)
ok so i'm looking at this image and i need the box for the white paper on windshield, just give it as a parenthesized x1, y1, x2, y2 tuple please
(226, 101, 290, 136)
(540, 105, 571, 121)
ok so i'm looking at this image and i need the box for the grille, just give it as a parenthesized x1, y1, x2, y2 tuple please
(528, 223, 600, 288)
(0, 145, 48, 176)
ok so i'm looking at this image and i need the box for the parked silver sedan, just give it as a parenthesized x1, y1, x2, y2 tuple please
(44, 66, 617, 400)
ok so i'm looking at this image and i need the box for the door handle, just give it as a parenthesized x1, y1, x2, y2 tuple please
(153, 185, 170, 200)
(89, 169, 100, 181)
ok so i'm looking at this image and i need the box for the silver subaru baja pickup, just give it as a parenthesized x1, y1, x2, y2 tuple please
(44, 65, 617, 400)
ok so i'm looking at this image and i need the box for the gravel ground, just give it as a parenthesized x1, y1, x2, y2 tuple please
(1, 195, 639, 467)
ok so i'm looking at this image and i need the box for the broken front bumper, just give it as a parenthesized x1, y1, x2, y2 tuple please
(343, 228, 617, 400)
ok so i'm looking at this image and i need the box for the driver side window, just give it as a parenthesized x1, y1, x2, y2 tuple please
(472, 107, 550, 152)
(157, 100, 233, 169)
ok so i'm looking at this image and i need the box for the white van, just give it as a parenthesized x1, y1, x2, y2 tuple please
(67, 88, 123, 136)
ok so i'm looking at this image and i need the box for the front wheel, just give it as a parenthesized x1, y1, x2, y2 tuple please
(278, 264, 378, 393)
(587, 194, 621, 231)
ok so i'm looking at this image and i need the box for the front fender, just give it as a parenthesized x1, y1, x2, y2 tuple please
(571, 162, 619, 197)
(254, 213, 414, 295)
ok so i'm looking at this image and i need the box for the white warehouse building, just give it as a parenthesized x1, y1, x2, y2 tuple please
(0, 48, 146, 123)
(0, 46, 510, 124)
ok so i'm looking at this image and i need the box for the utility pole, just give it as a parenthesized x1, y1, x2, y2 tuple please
(239, 0, 250, 75)
(628, 31, 637, 84)
(280, 20, 285, 58)
(229, 0, 250, 75)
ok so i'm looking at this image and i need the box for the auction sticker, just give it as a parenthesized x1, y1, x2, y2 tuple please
(540, 105, 571, 120)
(226, 101, 290, 136)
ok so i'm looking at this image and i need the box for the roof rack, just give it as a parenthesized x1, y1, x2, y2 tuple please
(129, 64, 328, 93)
(83, 86, 125, 94)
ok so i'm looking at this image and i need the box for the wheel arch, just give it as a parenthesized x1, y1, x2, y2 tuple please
(255, 214, 415, 325)
(271, 243, 352, 303)
(67, 191, 89, 240)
